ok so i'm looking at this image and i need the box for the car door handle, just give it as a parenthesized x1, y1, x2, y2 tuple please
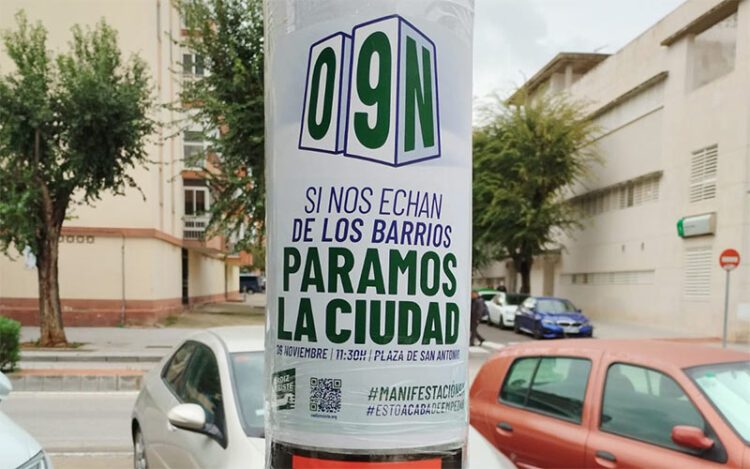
(496, 422, 513, 432)
(595, 450, 616, 462)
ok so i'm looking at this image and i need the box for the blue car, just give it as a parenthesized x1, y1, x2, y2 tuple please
(513, 296, 593, 339)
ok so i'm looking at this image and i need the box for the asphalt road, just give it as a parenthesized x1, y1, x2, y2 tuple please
(2, 392, 136, 469)
(1, 323, 523, 469)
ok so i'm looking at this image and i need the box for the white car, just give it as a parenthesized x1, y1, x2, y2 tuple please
(132, 327, 265, 469)
(0, 371, 53, 469)
(132, 327, 515, 469)
(485, 293, 528, 329)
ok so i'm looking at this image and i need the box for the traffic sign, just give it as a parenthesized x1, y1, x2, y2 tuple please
(719, 249, 740, 271)
(719, 248, 740, 348)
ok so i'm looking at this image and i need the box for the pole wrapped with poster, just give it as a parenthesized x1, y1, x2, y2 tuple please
(264, 1, 475, 467)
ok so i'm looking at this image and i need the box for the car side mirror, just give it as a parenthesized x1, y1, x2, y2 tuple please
(0, 372, 12, 402)
(168, 403, 227, 447)
(168, 403, 206, 432)
(672, 425, 714, 451)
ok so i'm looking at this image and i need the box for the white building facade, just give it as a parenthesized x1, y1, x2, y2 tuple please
(476, 0, 750, 342)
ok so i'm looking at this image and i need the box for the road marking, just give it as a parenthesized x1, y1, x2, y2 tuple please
(481, 341, 506, 351)
(10, 391, 138, 397)
(48, 452, 131, 457)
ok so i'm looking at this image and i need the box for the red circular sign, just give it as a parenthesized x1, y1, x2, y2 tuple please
(720, 249, 741, 271)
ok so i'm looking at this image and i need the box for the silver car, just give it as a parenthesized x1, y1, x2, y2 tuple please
(0, 372, 53, 469)
(131, 327, 265, 469)
(132, 326, 515, 469)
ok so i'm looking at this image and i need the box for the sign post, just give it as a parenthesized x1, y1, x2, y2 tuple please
(719, 248, 740, 348)
(265, 1, 474, 468)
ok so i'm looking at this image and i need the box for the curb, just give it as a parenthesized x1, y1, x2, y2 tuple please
(21, 353, 163, 363)
(7, 369, 145, 392)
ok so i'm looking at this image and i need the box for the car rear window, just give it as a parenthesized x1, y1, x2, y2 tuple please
(499, 356, 591, 424)
(506, 294, 527, 306)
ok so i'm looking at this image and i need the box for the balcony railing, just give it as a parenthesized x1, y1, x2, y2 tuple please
(183, 215, 210, 240)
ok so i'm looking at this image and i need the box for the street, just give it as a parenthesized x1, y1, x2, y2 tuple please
(2, 392, 136, 469)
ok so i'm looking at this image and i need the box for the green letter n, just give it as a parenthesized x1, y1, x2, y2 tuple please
(404, 37, 434, 152)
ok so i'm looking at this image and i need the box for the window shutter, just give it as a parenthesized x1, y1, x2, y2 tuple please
(689, 145, 718, 203)
(684, 247, 712, 298)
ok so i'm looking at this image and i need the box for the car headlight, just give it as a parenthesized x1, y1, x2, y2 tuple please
(541, 319, 555, 327)
(17, 450, 50, 469)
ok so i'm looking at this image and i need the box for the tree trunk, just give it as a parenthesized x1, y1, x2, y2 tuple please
(32, 128, 68, 346)
(513, 255, 533, 295)
(36, 229, 67, 346)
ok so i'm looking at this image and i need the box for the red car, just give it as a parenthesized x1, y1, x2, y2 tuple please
(470, 339, 750, 468)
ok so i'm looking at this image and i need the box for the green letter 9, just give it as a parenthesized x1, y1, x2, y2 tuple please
(354, 32, 391, 149)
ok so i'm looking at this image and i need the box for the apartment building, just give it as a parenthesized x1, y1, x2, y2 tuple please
(475, 0, 750, 341)
(0, 0, 246, 325)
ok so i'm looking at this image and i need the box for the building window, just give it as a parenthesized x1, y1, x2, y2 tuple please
(684, 246, 712, 298)
(691, 12, 737, 90)
(562, 270, 655, 286)
(184, 186, 209, 216)
(183, 130, 207, 166)
(182, 52, 205, 77)
(689, 144, 718, 203)
(575, 173, 661, 217)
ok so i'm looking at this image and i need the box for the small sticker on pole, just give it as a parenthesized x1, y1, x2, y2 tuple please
(719, 249, 740, 271)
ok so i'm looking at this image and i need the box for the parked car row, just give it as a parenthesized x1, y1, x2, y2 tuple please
(132, 327, 516, 469)
(471, 339, 750, 468)
(485, 293, 594, 339)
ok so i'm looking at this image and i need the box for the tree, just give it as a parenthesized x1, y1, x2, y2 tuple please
(173, 0, 265, 255)
(473, 92, 599, 294)
(0, 14, 155, 345)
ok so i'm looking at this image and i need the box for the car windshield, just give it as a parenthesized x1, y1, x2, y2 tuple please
(687, 361, 750, 443)
(229, 352, 265, 438)
(507, 294, 527, 306)
(536, 299, 576, 314)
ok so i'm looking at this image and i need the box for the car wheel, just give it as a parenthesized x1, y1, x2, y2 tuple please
(134, 426, 149, 469)
(533, 322, 543, 340)
(513, 320, 521, 334)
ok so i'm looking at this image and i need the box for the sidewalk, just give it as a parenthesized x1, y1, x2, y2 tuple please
(8, 313, 747, 392)
(11, 327, 204, 392)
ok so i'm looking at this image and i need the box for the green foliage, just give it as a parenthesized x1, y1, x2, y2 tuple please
(0, 317, 21, 372)
(174, 0, 265, 252)
(0, 13, 155, 344)
(473, 92, 599, 291)
(0, 12, 155, 256)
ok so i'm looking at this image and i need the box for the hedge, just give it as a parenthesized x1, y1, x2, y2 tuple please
(0, 316, 21, 372)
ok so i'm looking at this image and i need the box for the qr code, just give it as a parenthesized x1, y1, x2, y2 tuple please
(309, 377, 342, 413)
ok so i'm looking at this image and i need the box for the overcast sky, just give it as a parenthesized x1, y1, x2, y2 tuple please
(473, 0, 686, 101)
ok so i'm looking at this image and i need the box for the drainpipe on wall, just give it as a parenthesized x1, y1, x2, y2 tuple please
(121, 234, 126, 325)
(224, 255, 228, 301)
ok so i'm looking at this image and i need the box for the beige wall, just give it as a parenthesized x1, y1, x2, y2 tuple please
(0, 237, 181, 301)
(187, 251, 227, 299)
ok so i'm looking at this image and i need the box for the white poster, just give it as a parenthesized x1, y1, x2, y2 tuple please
(266, 0, 474, 462)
